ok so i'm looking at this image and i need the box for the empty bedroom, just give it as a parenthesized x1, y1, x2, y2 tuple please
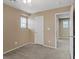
(3, 0, 75, 59)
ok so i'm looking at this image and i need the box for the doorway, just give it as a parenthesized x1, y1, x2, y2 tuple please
(55, 11, 74, 59)
(58, 18, 70, 51)
(33, 16, 44, 45)
(55, 12, 70, 51)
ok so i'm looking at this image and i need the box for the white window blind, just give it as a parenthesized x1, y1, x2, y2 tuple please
(63, 20, 69, 29)
(20, 16, 27, 29)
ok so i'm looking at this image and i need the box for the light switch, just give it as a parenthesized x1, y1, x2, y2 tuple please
(48, 28, 50, 30)
(48, 41, 51, 43)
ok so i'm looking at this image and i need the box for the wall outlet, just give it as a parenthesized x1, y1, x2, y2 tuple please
(48, 28, 51, 31)
(48, 41, 51, 43)
(14, 42, 18, 45)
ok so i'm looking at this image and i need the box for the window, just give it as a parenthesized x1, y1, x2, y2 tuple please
(63, 20, 69, 29)
(20, 16, 27, 29)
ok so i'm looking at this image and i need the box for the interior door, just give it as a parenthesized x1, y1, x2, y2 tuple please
(34, 16, 44, 45)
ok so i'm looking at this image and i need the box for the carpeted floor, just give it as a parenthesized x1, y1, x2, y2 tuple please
(4, 44, 70, 59)
(57, 39, 70, 51)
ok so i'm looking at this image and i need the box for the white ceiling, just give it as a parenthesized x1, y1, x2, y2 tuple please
(3, 0, 74, 14)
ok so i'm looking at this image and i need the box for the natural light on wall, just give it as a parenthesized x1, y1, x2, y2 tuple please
(28, 18, 33, 29)
(23, 0, 27, 4)
(27, 0, 31, 4)
(20, 16, 27, 29)
(22, 0, 31, 4)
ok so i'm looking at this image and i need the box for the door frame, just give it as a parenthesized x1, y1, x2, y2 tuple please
(55, 11, 70, 48)
(70, 5, 74, 59)
(55, 5, 74, 59)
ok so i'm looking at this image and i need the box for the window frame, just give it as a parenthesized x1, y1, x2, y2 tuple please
(19, 15, 28, 31)
(63, 19, 69, 29)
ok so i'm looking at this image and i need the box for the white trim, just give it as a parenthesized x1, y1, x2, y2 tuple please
(55, 12, 70, 17)
(43, 44, 56, 49)
(69, 5, 74, 59)
(3, 42, 33, 54)
(3, 42, 56, 54)
(31, 43, 56, 49)
(21, 14, 29, 17)
(55, 14, 57, 48)
(54, 11, 70, 48)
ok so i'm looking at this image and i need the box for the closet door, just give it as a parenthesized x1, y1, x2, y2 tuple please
(34, 16, 44, 45)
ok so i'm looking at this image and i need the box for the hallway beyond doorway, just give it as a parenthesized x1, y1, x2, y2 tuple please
(57, 39, 70, 52)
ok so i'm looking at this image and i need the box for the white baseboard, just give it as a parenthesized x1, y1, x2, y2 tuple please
(42, 44, 56, 49)
(32, 43, 56, 49)
(3, 42, 33, 54)
(4, 42, 56, 54)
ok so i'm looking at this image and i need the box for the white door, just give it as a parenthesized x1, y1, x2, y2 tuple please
(34, 16, 44, 45)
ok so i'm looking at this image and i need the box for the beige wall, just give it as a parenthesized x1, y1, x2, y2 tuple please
(31, 6, 71, 47)
(3, 3, 71, 52)
(3, 4, 33, 53)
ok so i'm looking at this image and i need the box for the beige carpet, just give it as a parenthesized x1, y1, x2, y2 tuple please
(57, 39, 70, 51)
(4, 44, 70, 59)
